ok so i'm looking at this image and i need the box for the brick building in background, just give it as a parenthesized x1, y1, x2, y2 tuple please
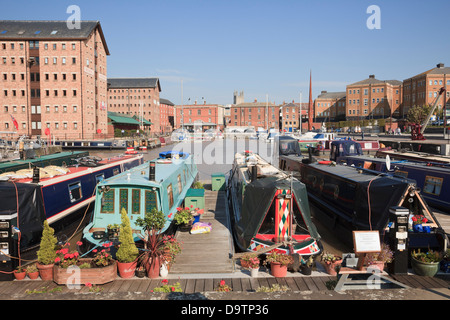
(107, 78, 161, 133)
(0, 20, 109, 139)
(280, 101, 309, 132)
(160, 98, 174, 133)
(175, 101, 225, 131)
(346, 75, 402, 121)
(402, 63, 450, 118)
(313, 91, 346, 123)
(230, 99, 279, 130)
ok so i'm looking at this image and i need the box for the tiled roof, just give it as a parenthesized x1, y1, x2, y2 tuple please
(107, 78, 161, 91)
(160, 98, 174, 106)
(348, 77, 402, 87)
(0, 20, 109, 54)
(316, 91, 346, 100)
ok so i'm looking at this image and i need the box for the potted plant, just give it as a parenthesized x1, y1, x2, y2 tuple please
(26, 264, 39, 280)
(135, 265, 146, 278)
(301, 255, 315, 275)
(191, 207, 204, 224)
(411, 249, 442, 277)
(321, 252, 342, 276)
(162, 235, 182, 269)
(411, 215, 428, 233)
(115, 208, 139, 278)
(14, 266, 26, 280)
(36, 220, 58, 280)
(364, 243, 394, 271)
(239, 253, 260, 277)
(263, 252, 293, 278)
(136, 208, 167, 278)
(173, 207, 193, 231)
(107, 223, 120, 241)
(53, 241, 117, 285)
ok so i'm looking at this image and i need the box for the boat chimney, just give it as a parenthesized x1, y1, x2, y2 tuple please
(149, 162, 156, 181)
(32, 166, 39, 183)
(251, 165, 258, 182)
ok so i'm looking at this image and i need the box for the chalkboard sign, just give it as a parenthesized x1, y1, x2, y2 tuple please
(352, 231, 381, 254)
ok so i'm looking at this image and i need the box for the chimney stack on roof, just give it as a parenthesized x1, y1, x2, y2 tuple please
(369, 75, 375, 79)
(437, 63, 445, 68)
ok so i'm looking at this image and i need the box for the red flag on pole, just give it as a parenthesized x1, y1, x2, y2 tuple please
(308, 70, 313, 131)
(10, 114, 18, 130)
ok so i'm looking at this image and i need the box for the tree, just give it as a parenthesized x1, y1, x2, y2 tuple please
(115, 208, 139, 263)
(407, 105, 432, 124)
(36, 220, 58, 265)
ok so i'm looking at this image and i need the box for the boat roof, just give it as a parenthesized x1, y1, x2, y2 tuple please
(0, 151, 87, 170)
(98, 153, 192, 188)
(344, 155, 450, 172)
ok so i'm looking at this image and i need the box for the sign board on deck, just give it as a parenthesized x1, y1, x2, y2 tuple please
(352, 231, 381, 254)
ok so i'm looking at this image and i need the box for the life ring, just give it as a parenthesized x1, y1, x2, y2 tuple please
(318, 160, 332, 165)
(125, 150, 138, 154)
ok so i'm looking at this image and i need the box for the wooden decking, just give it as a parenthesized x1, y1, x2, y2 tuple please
(0, 273, 447, 298)
(169, 188, 235, 274)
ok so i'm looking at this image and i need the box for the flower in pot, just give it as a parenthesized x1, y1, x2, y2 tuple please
(162, 235, 182, 268)
(92, 242, 114, 267)
(14, 266, 26, 280)
(26, 264, 39, 280)
(239, 253, 260, 269)
(263, 252, 294, 278)
(412, 215, 428, 233)
(136, 209, 167, 278)
(364, 243, 394, 272)
(115, 208, 139, 278)
(411, 249, 442, 277)
(216, 279, 232, 292)
(36, 220, 58, 280)
(441, 249, 450, 274)
(135, 265, 146, 278)
(173, 207, 193, 230)
(321, 252, 342, 276)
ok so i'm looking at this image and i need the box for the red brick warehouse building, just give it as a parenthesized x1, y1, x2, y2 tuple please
(175, 101, 225, 131)
(0, 20, 109, 139)
(107, 78, 161, 134)
(230, 99, 280, 130)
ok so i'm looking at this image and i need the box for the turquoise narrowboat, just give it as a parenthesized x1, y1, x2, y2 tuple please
(82, 151, 198, 248)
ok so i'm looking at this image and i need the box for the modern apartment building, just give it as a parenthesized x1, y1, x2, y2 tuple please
(107, 78, 161, 133)
(346, 75, 402, 120)
(0, 20, 109, 139)
(402, 63, 450, 118)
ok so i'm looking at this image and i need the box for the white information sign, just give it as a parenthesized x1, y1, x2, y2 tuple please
(352, 231, 381, 254)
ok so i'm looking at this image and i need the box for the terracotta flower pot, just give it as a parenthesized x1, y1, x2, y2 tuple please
(117, 260, 137, 279)
(14, 271, 26, 280)
(36, 263, 54, 281)
(324, 259, 342, 276)
(146, 256, 160, 279)
(27, 271, 40, 280)
(270, 262, 288, 278)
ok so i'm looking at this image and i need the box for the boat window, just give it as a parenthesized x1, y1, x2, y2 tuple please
(100, 189, 114, 213)
(145, 190, 157, 212)
(119, 189, 128, 213)
(95, 173, 104, 184)
(131, 189, 140, 214)
(113, 168, 119, 175)
(423, 176, 443, 196)
(68, 182, 82, 203)
(167, 184, 174, 208)
(394, 170, 408, 178)
(177, 175, 182, 194)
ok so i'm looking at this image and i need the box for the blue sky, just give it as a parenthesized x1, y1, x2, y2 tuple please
(2, 0, 450, 105)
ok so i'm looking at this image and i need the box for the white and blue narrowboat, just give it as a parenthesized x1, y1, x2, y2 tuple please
(82, 151, 198, 247)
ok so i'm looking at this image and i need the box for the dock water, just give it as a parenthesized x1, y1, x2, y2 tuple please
(169, 184, 235, 274)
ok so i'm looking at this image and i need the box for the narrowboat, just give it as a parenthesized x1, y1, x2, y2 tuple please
(376, 149, 450, 165)
(340, 154, 450, 212)
(276, 139, 448, 252)
(0, 153, 143, 233)
(82, 151, 198, 248)
(54, 139, 128, 150)
(227, 150, 322, 257)
(0, 153, 144, 264)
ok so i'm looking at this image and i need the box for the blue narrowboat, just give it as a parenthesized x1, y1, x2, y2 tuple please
(83, 151, 198, 247)
(340, 154, 450, 212)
